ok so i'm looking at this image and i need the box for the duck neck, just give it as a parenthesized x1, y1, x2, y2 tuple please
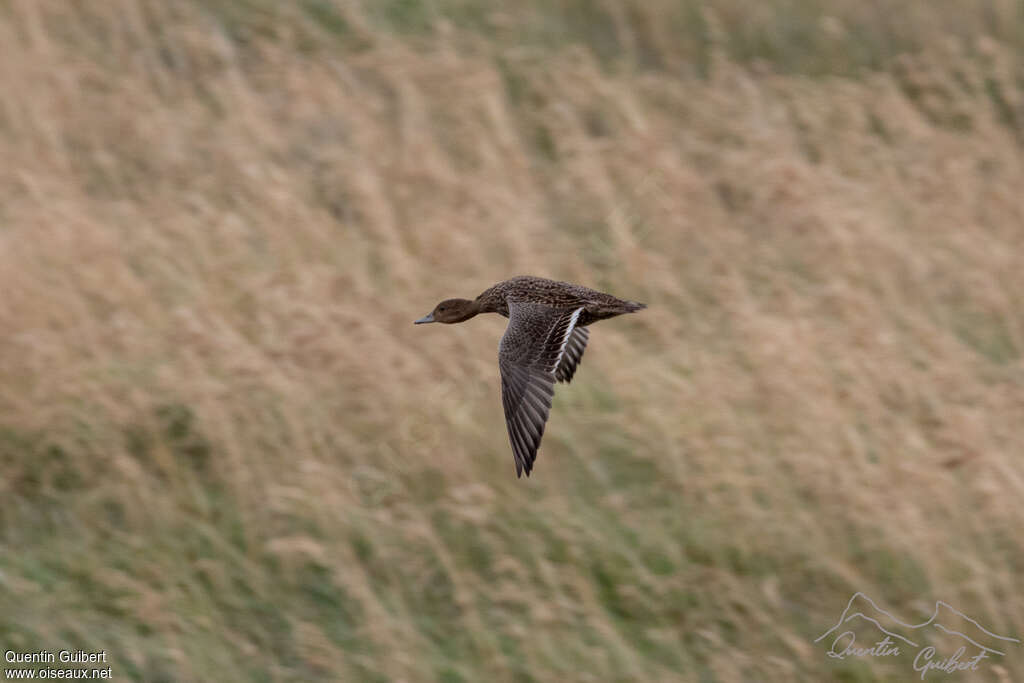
(473, 296, 500, 315)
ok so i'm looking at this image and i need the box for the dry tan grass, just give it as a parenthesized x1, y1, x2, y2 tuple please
(1, 1, 1023, 681)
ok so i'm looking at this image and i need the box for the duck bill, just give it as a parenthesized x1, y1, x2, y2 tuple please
(414, 312, 435, 324)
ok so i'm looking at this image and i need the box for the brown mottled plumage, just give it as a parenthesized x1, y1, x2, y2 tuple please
(414, 276, 646, 478)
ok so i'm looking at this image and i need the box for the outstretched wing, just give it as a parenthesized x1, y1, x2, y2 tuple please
(555, 326, 589, 383)
(498, 302, 582, 477)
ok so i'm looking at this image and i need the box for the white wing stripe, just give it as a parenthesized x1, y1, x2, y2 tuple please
(553, 307, 583, 371)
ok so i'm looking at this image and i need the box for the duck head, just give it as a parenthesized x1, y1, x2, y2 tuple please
(414, 298, 480, 324)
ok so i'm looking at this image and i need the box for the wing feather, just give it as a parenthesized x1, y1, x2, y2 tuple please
(555, 326, 590, 383)
(498, 302, 583, 477)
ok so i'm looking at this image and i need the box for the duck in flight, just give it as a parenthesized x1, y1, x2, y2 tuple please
(414, 276, 646, 477)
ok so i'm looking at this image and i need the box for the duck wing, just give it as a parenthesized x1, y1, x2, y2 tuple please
(498, 302, 583, 477)
(554, 326, 589, 383)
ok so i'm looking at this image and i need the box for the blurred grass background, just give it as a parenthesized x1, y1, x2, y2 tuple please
(1, 1, 1023, 681)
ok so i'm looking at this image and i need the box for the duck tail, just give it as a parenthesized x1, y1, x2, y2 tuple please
(593, 297, 646, 319)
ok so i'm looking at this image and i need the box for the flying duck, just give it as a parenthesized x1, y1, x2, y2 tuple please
(415, 275, 645, 477)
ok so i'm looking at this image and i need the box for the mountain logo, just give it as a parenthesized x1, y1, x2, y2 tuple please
(815, 592, 1020, 678)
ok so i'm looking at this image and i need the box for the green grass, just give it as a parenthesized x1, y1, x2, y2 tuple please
(2, 1, 1024, 681)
